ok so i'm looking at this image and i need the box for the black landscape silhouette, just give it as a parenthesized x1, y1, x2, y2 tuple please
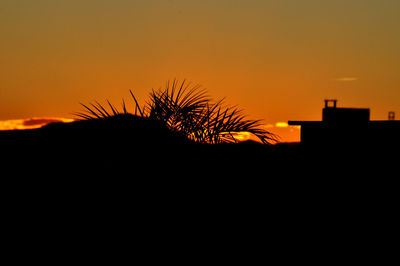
(2, 80, 279, 168)
(2, 81, 398, 260)
(2, 81, 398, 172)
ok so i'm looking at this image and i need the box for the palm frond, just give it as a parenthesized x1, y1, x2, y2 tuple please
(129, 90, 143, 116)
(73, 79, 278, 144)
(107, 100, 119, 116)
(147, 79, 209, 132)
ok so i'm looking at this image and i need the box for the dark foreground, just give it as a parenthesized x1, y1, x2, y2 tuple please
(1, 118, 397, 262)
(2, 116, 397, 173)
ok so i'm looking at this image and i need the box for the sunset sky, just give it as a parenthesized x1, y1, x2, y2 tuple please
(1, 0, 399, 142)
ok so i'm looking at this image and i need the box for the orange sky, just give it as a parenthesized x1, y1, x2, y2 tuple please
(1, 0, 399, 142)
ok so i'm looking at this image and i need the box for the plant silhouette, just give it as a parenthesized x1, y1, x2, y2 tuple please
(74, 80, 277, 144)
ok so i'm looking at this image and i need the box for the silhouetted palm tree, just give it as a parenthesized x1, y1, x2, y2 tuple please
(74, 79, 277, 144)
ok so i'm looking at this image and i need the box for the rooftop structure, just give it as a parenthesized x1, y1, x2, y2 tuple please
(288, 100, 400, 147)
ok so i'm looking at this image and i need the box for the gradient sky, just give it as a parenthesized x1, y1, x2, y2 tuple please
(1, 0, 399, 141)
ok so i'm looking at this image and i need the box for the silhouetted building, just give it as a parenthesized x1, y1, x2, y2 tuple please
(288, 100, 400, 147)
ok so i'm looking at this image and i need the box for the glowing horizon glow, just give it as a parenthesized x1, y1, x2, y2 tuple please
(232, 123, 300, 143)
(0, 117, 75, 130)
(275, 122, 289, 128)
(0, 117, 300, 143)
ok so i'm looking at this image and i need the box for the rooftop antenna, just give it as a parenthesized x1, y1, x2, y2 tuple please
(324, 99, 337, 108)
(388, 111, 395, 121)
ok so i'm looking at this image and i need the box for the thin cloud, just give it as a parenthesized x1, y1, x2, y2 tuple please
(0, 117, 74, 130)
(23, 117, 73, 127)
(275, 122, 289, 128)
(334, 77, 358, 82)
(262, 122, 301, 143)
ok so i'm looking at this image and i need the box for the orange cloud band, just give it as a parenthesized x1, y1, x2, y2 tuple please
(0, 117, 75, 131)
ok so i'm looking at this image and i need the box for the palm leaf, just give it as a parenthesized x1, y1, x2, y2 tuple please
(74, 79, 277, 144)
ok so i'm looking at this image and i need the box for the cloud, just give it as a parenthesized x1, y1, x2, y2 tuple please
(0, 117, 74, 130)
(334, 77, 358, 82)
(275, 122, 289, 128)
(263, 122, 301, 143)
(22, 118, 72, 127)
